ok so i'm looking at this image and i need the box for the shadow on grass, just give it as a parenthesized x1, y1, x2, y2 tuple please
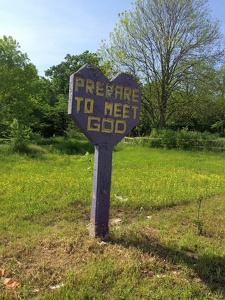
(35, 137, 95, 155)
(0, 137, 95, 158)
(109, 232, 225, 297)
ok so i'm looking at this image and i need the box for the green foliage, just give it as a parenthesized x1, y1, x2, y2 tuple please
(176, 129, 199, 150)
(1, 31, 225, 145)
(36, 51, 104, 138)
(1, 33, 225, 140)
(147, 129, 222, 151)
(161, 129, 177, 149)
(64, 121, 81, 138)
(100, 0, 224, 129)
(0, 36, 40, 137)
(45, 51, 102, 95)
(34, 136, 94, 155)
(9, 118, 31, 152)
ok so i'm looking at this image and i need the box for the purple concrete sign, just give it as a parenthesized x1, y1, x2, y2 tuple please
(68, 64, 141, 237)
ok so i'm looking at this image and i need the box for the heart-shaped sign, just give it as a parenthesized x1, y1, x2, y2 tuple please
(68, 65, 141, 147)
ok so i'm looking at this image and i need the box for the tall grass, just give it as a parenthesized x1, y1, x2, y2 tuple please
(112, 144, 225, 209)
(0, 139, 225, 299)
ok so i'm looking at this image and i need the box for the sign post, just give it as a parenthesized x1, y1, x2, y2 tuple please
(68, 64, 141, 237)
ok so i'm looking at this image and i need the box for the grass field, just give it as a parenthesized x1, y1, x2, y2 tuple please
(0, 138, 225, 299)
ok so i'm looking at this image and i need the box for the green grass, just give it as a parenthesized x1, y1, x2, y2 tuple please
(0, 139, 225, 299)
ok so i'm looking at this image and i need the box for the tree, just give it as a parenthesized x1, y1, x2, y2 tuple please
(100, 0, 225, 130)
(45, 51, 102, 95)
(42, 51, 104, 137)
(0, 36, 39, 137)
(166, 63, 218, 131)
(211, 64, 225, 135)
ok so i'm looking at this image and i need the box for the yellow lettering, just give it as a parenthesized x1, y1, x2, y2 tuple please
(114, 103, 122, 117)
(104, 101, 113, 116)
(123, 104, 130, 118)
(131, 106, 139, 119)
(96, 81, 104, 96)
(74, 97, 83, 112)
(84, 98, 94, 113)
(132, 88, 140, 103)
(115, 120, 127, 134)
(75, 77, 84, 92)
(115, 85, 123, 100)
(102, 118, 114, 133)
(87, 116, 100, 132)
(124, 87, 131, 101)
(86, 79, 94, 94)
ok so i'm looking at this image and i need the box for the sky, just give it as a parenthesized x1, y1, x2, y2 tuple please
(0, 0, 225, 76)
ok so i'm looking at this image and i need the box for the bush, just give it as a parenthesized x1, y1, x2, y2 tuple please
(149, 129, 163, 148)
(161, 129, 177, 149)
(148, 129, 223, 151)
(9, 119, 31, 152)
(150, 129, 177, 149)
(176, 129, 199, 150)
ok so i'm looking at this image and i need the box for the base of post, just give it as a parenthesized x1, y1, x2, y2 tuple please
(88, 220, 109, 238)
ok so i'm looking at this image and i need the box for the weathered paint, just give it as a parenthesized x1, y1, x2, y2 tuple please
(89, 145, 112, 237)
(68, 65, 141, 237)
(68, 64, 141, 147)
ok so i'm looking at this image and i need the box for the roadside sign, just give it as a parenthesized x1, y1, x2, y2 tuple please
(68, 65, 141, 237)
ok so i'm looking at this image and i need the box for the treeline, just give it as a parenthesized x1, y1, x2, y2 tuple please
(0, 36, 103, 140)
(1, 1, 225, 143)
(0, 34, 225, 144)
